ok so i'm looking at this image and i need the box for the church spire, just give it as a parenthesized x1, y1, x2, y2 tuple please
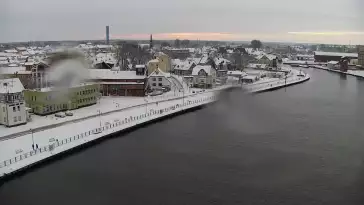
(150, 34, 153, 49)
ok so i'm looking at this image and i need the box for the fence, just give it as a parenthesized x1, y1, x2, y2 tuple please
(244, 76, 308, 92)
(0, 94, 217, 170)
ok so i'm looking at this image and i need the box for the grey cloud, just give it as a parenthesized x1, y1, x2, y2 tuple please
(0, 0, 363, 43)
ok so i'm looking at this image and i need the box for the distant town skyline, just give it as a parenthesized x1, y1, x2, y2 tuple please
(1, 0, 363, 44)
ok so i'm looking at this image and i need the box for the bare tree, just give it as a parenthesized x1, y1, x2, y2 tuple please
(174, 39, 181, 48)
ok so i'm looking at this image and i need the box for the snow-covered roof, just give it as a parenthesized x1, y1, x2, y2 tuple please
(192, 65, 214, 75)
(0, 66, 27, 74)
(172, 59, 195, 71)
(16, 47, 27, 51)
(227, 70, 247, 76)
(135, 65, 146, 68)
(4, 49, 18, 53)
(314, 51, 358, 58)
(93, 53, 116, 65)
(96, 45, 113, 49)
(24, 62, 35, 66)
(242, 75, 257, 80)
(0, 78, 24, 94)
(88, 69, 145, 80)
(38, 83, 97, 92)
(247, 63, 268, 69)
(265, 54, 277, 61)
(148, 68, 171, 78)
(214, 57, 230, 65)
(328, 61, 339, 65)
(198, 55, 209, 64)
(149, 59, 159, 63)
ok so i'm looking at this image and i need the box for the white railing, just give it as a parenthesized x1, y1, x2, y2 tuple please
(0, 95, 217, 171)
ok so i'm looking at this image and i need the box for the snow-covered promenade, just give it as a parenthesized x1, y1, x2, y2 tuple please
(0, 87, 227, 178)
(0, 68, 310, 179)
(312, 65, 364, 78)
(244, 69, 310, 93)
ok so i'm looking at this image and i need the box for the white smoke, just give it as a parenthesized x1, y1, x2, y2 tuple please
(44, 50, 91, 101)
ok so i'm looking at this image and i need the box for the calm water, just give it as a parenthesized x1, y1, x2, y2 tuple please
(2, 68, 364, 205)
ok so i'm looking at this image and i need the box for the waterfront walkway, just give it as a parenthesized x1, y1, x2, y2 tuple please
(312, 65, 364, 78)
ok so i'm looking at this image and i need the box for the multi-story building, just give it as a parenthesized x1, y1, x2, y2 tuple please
(88, 69, 146, 97)
(172, 59, 196, 76)
(161, 47, 190, 59)
(147, 68, 172, 91)
(24, 83, 99, 115)
(0, 78, 28, 127)
(147, 52, 172, 75)
(191, 65, 217, 88)
(314, 51, 358, 62)
(359, 46, 364, 67)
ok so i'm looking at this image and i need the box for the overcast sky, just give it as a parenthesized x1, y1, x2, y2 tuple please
(1, 0, 363, 44)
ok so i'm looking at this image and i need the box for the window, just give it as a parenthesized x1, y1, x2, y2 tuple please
(152, 83, 156, 86)
(13, 107, 16, 112)
(158, 78, 162, 81)
(18, 116, 21, 121)
(152, 78, 156, 81)
(17, 106, 20, 111)
(159, 83, 163, 86)
(14, 116, 17, 122)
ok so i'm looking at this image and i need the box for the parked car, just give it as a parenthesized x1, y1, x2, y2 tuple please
(55, 112, 66, 118)
(65, 111, 73, 116)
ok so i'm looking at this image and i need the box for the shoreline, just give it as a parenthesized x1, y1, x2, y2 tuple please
(312, 65, 364, 79)
(0, 89, 221, 180)
(0, 70, 310, 181)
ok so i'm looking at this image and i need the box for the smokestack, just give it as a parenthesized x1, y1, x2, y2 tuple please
(106, 26, 110, 45)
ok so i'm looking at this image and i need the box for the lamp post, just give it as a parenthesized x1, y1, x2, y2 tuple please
(30, 128, 34, 150)
(144, 96, 148, 114)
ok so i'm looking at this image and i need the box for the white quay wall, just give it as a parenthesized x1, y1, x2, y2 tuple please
(0, 90, 220, 178)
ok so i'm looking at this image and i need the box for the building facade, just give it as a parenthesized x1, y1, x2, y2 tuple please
(314, 51, 358, 62)
(147, 53, 172, 75)
(24, 83, 99, 115)
(0, 78, 27, 127)
(192, 65, 217, 88)
(161, 48, 190, 59)
(88, 69, 146, 97)
(359, 46, 364, 67)
(147, 69, 171, 91)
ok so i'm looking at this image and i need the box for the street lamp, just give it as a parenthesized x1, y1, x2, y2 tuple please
(98, 110, 102, 128)
(144, 96, 148, 114)
(30, 128, 34, 150)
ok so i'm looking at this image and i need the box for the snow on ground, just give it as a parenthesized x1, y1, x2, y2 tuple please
(243, 68, 309, 92)
(0, 89, 206, 138)
(0, 90, 218, 176)
(347, 70, 364, 78)
(312, 65, 364, 78)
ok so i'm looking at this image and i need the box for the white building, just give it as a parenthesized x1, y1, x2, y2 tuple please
(192, 65, 217, 88)
(147, 68, 172, 91)
(0, 78, 27, 127)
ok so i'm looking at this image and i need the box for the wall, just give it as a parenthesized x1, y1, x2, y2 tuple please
(4, 103, 27, 126)
(25, 84, 99, 115)
(359, 46, 364, 67)
(148, 76, 170, 90)
(0, 90, 220, 177)
(158, 54, 172, 73)
(147, 61, 159, 75)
